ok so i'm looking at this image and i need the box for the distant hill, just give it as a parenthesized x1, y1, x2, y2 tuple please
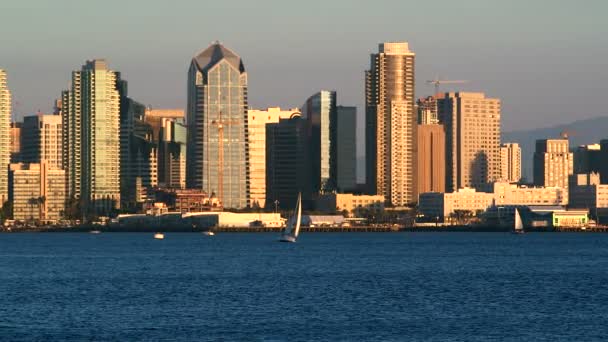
(503, 116, 608, 181)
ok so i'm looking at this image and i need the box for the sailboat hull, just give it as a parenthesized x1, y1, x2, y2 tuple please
(279, 235, 297, 243)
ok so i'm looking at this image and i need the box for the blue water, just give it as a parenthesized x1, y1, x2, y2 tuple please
(1, 233, 608, 341)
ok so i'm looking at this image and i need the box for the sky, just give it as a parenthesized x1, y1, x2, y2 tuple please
(2, 0, 607, 135)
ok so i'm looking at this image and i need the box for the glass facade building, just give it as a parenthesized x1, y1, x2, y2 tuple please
(187, 42, 249, 209)
(301, 90, 337, 194)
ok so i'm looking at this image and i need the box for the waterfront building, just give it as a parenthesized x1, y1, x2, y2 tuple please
(62, 59, 121, 214)
(0, 70, 11, 204)
(186, 42, 249, 209)
(492, 182, 566, 206)
(533, 139, 572, 203)
(365, 42, 417, 206)
(247, 107, 300, 208)
(21, 114, 63, 169)
(438, 92, 501, 192)
(417, 95, 438, 124)
(417, 124, 446, 195)
(266, 115, 310, 210)
(315, 193, 384, 217)
(419, 181, 566, 219)
(418, 188, 494, 220)
(10, 122, 21, 163)
(9, 162, 66, 223)
(336, 106, 357, 193)
(151, 188, 221, 213)
(301, 90, 337, 194)
(569, 173, 608, 209)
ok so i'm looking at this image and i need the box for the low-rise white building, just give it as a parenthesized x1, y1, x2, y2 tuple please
(316, 193, 384, 217)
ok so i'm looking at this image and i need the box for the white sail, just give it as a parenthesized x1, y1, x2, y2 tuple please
(514, 208, 523, 231)
(293, 193, 302, 238)
(280, 192, 302, 242)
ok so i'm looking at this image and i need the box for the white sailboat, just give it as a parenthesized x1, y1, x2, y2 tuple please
(512, 208, 524, 234)
(280, 193, 302, 243)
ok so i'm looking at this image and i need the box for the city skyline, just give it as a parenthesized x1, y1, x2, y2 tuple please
(2, 0, 606, 136)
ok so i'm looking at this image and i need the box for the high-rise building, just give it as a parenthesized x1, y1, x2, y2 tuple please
(0, 70, 11, 204)
(119, 92, 157, 209)
(9, 162, 66, 223)
(365, 42, 417, 206)
(144, 109, 186, 190)
(247, 107, 300, 208)
(500, 143, 521, 183)
(186, 42, 249, 209)
(417, 96, 439, 124)
(438, 92, 501, 192)
(301, 90, 337, 194)
(573, 144, 601, 175)
(533, 139, 573, 191)
(336, 106, 357, 193)
(266, 115, 310, 210)
(21, 114, 63, 169)
(62, 60, 121, 214)
(417, 124, 446, 195)
(10, 122, 21, 163)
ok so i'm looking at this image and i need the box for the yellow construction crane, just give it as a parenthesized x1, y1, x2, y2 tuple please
(210, 112, 240, 201)
(426, 78, 468, 95)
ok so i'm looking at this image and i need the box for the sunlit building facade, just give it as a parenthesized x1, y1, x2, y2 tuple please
(22, 114, 63, 169)
(0, 70, 11, 204)
(365, 42, 417, 206)
(62, 60, 121, 214)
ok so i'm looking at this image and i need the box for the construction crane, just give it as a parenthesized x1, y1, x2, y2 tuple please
(210, 112, 241, 202)
(426, 78, 469, 95)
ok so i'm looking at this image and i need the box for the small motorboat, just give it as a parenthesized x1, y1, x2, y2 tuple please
(202, 231, 215, 236)
(154, 233, 165, 240)
(89, 230, 101, 234)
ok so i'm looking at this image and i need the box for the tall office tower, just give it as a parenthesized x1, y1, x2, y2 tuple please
(21, 114, 63, 169)
(119, 86, 157, 209)
(247, 107, 300, 208)
(417, 96, 438, 124)
(301, 90, 337, 194)
(573, 144, 601, 174)
(186, 42, 249, 209)
(533, 139, 573, 190)
(10, 122, 21, 163)
(62, 60, 121, 214)
(365, 42, 417, 206)
(0, 70, 11, 204)
(9, 161, 66, 223)
(500, 143, 521, 183)
(266, 115, 310, 210)
(438, 92, 501, 192)
(336, 106, 357, 192)
(417, 124, 446, 194)
(144, 109, 186, 189)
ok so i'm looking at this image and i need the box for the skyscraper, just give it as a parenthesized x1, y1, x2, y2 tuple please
(0, 70, 12, 204)
(534, 139, 573, 189)
(301, 90, 337, 194)
(62, 60, 121, 214)
(144, 109, 186, 189)
(500, 143, 522, 183)
(266, 115, 310, 210)
(417, 124, 446, 194)
(186, 42, 249, 209)
(21, 114, 63, 169)
(365, 42, 417, 206)
(247, 107, 300, 208)
(438, 92, 501, 192)
(336, 106, 357, 193)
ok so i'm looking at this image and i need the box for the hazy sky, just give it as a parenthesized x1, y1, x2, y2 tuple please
(2, 0, 607, 133)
